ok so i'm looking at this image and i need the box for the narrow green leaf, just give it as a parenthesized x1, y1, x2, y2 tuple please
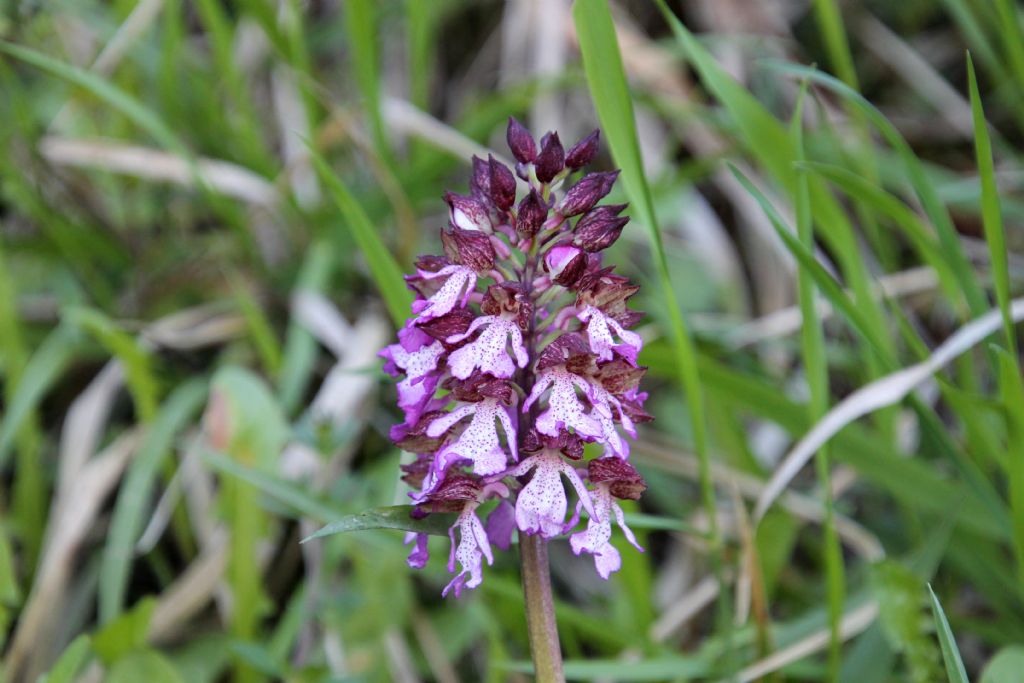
(343, 0, 391, 164)
(928, 584, 970, 683)
(99, 380, 208, 623)
(302, 505, 455, 542)
(0, 325, 81, 468)
(501, 657, 710, 681)
(0, 40, 189, 156)
(967, 53, 1015, 353)
(997, 347, 1024, 588)
(203, 451, 341, 523)
(309, 148, 412, 327)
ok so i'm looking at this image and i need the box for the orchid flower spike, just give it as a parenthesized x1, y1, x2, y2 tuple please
(382, 118, 652, 596)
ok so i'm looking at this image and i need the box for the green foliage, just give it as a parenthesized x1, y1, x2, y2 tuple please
(4, 1, 1024, 680)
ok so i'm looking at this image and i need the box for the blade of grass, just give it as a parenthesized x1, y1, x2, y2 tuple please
(278, 242, 335, 413)
(309, 148, 412, 327)
(67, 307, 159, 423)
(343, 0, 392, 165)
(99, 379, 207, 623)
(0, 324, 82, 468)
(791, 87, 844, 683)
(997, 347, 1024, 590)
(928, 584, 970, 683)
(967, 53, 1015, 353)
(573, 0, 723, 649)
(993, 0, 1024, 99)
(762, 60, 987, 318)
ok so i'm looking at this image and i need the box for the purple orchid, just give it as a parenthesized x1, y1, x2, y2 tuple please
(382, 118, 652, 596)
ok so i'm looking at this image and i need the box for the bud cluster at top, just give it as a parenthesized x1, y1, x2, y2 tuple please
(380, 118, 651, 597)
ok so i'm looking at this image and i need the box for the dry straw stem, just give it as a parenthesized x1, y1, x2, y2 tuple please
(40, 136, 281, 206)
(755, 297, 1024, 521)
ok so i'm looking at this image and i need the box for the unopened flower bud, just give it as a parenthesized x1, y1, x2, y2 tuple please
(488, 155, 516, 211)
(565, 129, 600, 169)
(515, 189, 547, 238)
(534, 132, 565, 183)
(506, 116, 537, 163)
(558, 171, 619, 217)
(574, 204, 629, 252)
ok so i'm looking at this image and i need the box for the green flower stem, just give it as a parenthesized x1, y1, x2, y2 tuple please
(519, 532, 565, 683)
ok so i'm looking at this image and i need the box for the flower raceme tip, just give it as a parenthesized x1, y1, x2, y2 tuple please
(382, 117, 651, 596)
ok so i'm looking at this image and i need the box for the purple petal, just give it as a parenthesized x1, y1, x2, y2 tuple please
(404, 532, 430, 569)
(485, 500, 516, 551)
(447, 317, 528, 380)
(512, 452, 569, 538)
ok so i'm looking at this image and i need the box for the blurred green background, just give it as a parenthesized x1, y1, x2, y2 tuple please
(1, 0, 1024, 681)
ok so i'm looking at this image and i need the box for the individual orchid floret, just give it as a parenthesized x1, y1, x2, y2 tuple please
(570, 457, 646, 579)
(445, 192, 493, 233)
(446, 285, 530, 379)
(379, 326, 444, 426)
(426, 388, 517, 477)
(509, 449, 596, 538)
(543, 244, 587, 288)
(410, 264, 478, 321)
(524, 334, 602, 440)
(579, 304, 643, 365)
(507, 116, 538, 164)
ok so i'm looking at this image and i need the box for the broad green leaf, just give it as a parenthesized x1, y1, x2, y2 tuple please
(93, 598, 157, 664)
(302, 505, 456, 542)
(872, 562, 943, 683)
(106, 650, 186, 683)
(310, 148, 412, 327)
(980, 646, 1024, 683)
(38, 635, 92, 683)
(928, 584, 970, 683)
(99, 380, 208, 623)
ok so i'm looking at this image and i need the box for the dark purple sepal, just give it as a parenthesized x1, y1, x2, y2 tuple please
(594, 359, 647, 396)
(588, 457, 647, 500)
(441, 227, 496, 272)
(480, 282, 532, 331)
(417, 309, 476, 349)
(537, 333, 597, 375)
(444, 372, 516, 405)
(416, 473, 482, 513)
(394, 409, 450, 453)
(470, 156, 491, 202)
(558, 171, 619, 217)
(543, 243, 588, 287)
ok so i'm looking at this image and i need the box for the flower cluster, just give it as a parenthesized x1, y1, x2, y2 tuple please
(381, 118, 651, 597)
